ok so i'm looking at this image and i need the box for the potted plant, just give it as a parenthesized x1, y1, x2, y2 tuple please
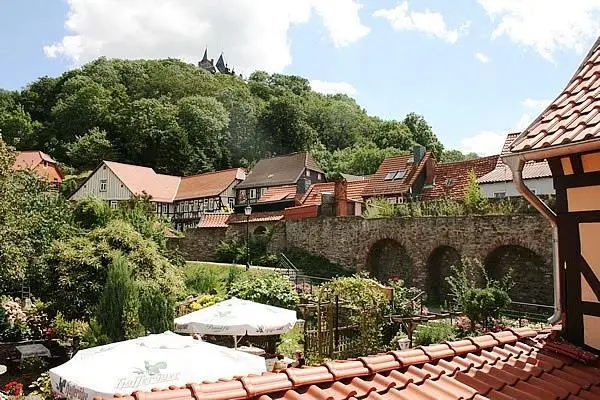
(390, 331, 410, 350)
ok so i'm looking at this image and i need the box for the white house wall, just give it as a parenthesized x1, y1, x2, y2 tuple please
(70, 163, 133, 201)
(480, 177, 555, 198)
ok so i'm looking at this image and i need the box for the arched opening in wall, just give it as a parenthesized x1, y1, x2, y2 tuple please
(366, 239, 413, 285)
(426, 246, 461, 305)
(484, 245, 552, 305)
(254, 226, 268, 236)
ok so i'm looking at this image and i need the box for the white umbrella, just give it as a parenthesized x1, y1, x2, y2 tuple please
(49, 331, 266, 400)
(174, 298, 298, 347)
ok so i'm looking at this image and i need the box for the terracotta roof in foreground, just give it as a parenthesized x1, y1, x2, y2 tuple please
(422, 155, 498, 201)
(99, 327, 600, 400)
(510, 36, 600, 154)
(258, 185, 297, 203)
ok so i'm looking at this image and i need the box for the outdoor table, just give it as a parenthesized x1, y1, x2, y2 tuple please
(15, 344, 51, 360)
(236, 346, 266, 356)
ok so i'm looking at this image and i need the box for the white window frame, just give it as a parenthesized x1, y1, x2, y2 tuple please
(99, 179, 107, 192)
(317, 173, 322, 180)
(209, 198, 214, 210)
(162, 204, 167, 213)
(305, 170, 311, 177)
(110, 200, 118, 209)
(494, 192, 506, 199)
(228, 197, 235, 208)
(249, 188, 257, 200)
(260, 187, 268, 196)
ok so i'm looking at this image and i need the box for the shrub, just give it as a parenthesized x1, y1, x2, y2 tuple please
(216, 238, 245, 264)
(319, 274, 389, 356)
(183, 266, 222, 295)
(413, 321, 457, 346)
(29, 373, 53, 400)
(388, 279, 422, 317)
(463, 170, 489, 214)
(52, 312, 89, 340)
(138, 282, 174, 334)
(446, 258, 512, 329)
(73, 197, 112, 229)
(228, 270, 299, 309)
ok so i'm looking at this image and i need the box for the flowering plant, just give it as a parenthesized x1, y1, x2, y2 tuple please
(3, 381, 23, 396)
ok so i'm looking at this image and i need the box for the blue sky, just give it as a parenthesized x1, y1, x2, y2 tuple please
(1, 0, 599, 154)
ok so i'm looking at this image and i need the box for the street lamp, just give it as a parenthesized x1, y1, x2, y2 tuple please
(244, 204, 252, 271)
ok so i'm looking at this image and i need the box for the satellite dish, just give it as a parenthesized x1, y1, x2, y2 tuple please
(0, 364, 7, 375)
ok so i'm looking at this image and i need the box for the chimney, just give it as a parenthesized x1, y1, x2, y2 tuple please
(296, 178, 311, 196)
(425, 157, 436, 186)
(413, 145, 426, 163)
(334, 179, 348, 217)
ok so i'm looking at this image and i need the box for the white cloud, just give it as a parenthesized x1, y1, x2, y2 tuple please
(373, 1, 470, 44)
(460, 131, 507, 156)
(478, 0, 600, 61)
(310, 80, 357, 96)
(475, 52, 490, 63)
(521, 98, 551, 110)
(43, 0, 370, 73)
(461, 97, 552, 155)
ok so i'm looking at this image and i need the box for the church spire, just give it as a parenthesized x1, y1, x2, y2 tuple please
(201, 48, 208, 62)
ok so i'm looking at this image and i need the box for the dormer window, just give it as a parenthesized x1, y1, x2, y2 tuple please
(305, 170, 310, 177)
(446, 178, 454, 187)
(42, 161, 48, 168)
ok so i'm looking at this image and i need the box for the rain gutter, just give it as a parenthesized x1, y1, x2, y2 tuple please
(502, 154, 561, 325)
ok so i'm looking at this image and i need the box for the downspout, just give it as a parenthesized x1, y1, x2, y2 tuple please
(503, 156, 562, 325)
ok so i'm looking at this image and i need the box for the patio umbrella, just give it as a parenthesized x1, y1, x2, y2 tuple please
(174, 297, 298, 347)
(49, 331, 266, 400)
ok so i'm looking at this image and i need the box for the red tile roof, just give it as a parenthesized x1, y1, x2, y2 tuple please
(104, 161, 181, 203)
(100, 328, 600, 400)
(175, 168, 245, 201)
(479, 134, 551, 184)
(12, 150, 57, 170)
(421, 155, 498, 201)
(197, 213, 230, 228)
(510, 36, 600, 154)
(227, 211, 285, 224)
(236, 152, 324, 189)
(259, 185, 297, 203)
(301, 180, 370, 206)
(362, 152, 432, 197)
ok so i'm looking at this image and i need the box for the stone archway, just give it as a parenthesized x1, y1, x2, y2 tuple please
(426, 246, 461, 305)
(366, 239, 413, 285)
(254, 225, 268, 236)
(484, 245, 552, 305)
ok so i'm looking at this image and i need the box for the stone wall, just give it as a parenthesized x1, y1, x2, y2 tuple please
(170, 214, 554, 303)
(167, 227, 227, 262)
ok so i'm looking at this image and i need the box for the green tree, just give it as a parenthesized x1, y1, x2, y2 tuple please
(73, 196, 113, 229)
(441, 149, 479, 163)
(227, 270, 299, 309)
(403, 112, 444, 158)
(97, 255, 139, 342)
(463, 170, 489, 214)
(67, 128, 114, 170)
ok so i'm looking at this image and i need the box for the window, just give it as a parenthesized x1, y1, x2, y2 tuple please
(204, 199, 209, 209)
(162, 204, 167, 213)
(393, 170, 406, 179)
(100, 179, 107, 192)
(384, 172, 396, 181)
(384, 170, 406, 181)
(494, 192, 506, 199)
(110, 200, 118, 209)
(42, 161, 48, 168)
(446, 178, 454, 187)
(209, 198, 214, 210)
(305, 170, 311, 177)
(317, 173, 322, 180)
(193, 200, 198, 211)
(228, 198, 235, 208)
(260, 187, 268, 196)
(184, 202, 189, 212)
(249, 188, 257, 199)
(387, 197, 397, 204)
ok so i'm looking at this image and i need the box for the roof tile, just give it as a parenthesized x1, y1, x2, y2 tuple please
(107, 328, 600, 400)
(418, 343, 455, 360)
(510, 37, 600, 154)
(236, 152, 323, 189)
(362, 152, 433, 197)
(175, 168, 245, 200)
(422, 155, 499, 201)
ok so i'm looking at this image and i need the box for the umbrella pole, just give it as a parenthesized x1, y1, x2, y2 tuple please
(233, 335, 238, 348)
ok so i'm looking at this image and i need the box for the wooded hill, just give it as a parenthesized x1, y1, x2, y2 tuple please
(0, 57, 477, 178)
